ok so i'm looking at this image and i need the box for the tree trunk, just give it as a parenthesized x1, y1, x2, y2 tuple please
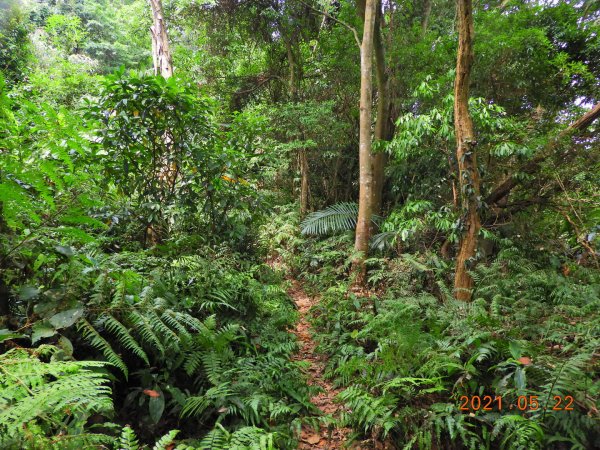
(283, 28, 308, 214)
(146, 0, 173, 247)
(149, 0, 173, 78)
(353, 0, 377, 283)
(285, 37, 298, 100)
(372, 1, 389, 216)
(453, 0, 479, 301)
(300, 149, 309, 216)
(421, 0, 432, 35)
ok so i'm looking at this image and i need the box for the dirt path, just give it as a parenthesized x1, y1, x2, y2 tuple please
(288, 281, 354, 449)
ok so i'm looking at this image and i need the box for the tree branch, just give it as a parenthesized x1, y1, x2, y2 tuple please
(296, 0, 361, 49)
(486, 102, 600, 206)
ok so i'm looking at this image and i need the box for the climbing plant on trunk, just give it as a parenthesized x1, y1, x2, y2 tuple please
(453, 0, 480, 301)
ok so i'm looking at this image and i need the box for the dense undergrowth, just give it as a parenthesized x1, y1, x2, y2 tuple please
(2, 0, 600, 448)
(261, 206, 600, 449)
(1, 243, 317, 449)
(0, 70, 315, 449)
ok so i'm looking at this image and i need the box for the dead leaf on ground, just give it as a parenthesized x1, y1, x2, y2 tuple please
(305, 434, 321, 445)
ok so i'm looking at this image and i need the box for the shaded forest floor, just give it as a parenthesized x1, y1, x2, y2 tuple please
(289, 280, 353, 449)
(289, 281, 385, 450)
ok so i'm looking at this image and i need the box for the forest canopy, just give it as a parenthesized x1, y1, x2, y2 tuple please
(0, 0, 598, 449)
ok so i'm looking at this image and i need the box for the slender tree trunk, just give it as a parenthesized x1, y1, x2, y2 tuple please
(353, 0, 377, 283)
(146, 0, 173, 246)
(149, 0, 173, 78)
(421, 0, 432, 35)
(453, 0, 479, 301)
(283, 28, 310, 215)
(300, 149, 310, 216)
(372, 1, 389, 216)
(285, 38, 297, 99)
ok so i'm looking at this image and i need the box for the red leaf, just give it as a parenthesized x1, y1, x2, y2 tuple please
(518, 357, 531, 366)
(143, 389, 160, 398)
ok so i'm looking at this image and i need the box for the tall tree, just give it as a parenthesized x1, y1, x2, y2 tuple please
(353, 0, 377, 281)
(149, 0, 173, 78)
(281, 23, 309, 216)
(146, 0, 174, 245)
(421, 0, 433, 35)
(372, 0, 389, 215)
(453, 0, 479, 301)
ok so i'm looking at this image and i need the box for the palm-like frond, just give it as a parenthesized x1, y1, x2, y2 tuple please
(301, 202, 380, 236)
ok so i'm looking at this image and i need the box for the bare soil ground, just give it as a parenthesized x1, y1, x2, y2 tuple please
(288, 281, 383, 450)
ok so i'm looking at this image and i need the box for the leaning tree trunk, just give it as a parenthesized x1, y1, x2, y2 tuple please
(372, 1, 389, 215)
(353, 0, 377, 283)
(149, 0, 173, 78)
(485, 102, 600, 207)
(453, 0, 480, 301)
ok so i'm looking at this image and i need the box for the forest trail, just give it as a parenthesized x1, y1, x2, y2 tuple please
(288, 280, 354, 449)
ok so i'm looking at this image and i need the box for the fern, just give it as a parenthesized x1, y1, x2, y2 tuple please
(98, 314, 149, 365)
(337, 386, 398, 438)
(202, 351, 224, 385)
(78, 318, 129, 378)
(493, 415, 544, 449)
(0, 347, 113, 447)
(198, 424, 277, 450)
(116, 426, 180, 450)
(118, 426, 140, 450)
(181, 395, 210, 418)
(153, 429, 180, 450)
(128, 310, 166, 355)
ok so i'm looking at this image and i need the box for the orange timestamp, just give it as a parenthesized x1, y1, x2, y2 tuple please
(459, 395, 574, 412)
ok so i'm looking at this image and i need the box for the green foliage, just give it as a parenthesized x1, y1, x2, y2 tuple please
(118, 426, 140, 450)
(2, 240, 308, 445)
(116, 426, 182, 450)
(88, 71, 267, 242)
(45, 14, 88, 55)
(198, 425, 278, 450)
(0, 1, 32, 86)
(304, 245, 600, 449)
(0, 346, 113, 449)
(1, 0, 599, 448)
(300, 202, 359, 236)
(0, 77, 98, 233)
(373, 200, 457, 252)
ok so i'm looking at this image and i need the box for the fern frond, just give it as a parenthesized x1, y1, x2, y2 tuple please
(152, 429, 179, 450)
(118, 426, 139, 450)
(78, 319, 128, 378)
(181, 395, 210, 418)
(128, 311, 165, 356)
(202, 351, 223, 385)
(99, 314, 149, 365)
(0, 348, 113, 445)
